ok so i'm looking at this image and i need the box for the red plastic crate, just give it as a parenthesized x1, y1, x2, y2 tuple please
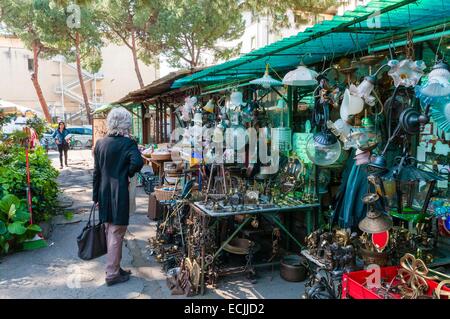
(342, 266, 449, 299)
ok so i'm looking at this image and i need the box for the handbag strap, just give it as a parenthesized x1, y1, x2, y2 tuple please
(88, 204, 98, 226)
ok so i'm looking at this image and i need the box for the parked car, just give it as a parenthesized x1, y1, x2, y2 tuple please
(66, 126, 93, 149)
(41, 126, 92, 149)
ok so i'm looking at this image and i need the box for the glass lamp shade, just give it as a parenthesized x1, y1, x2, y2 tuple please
(282, 65, 318, 86)
(203, 99, 215, 113)
(341, 88, 364, 121)
(212, 127, 224, 144)
(327, 119, 353, 145)
(193, 111, 203, 126)
(229, 91, 244, 108)
(388, 59, 426, 88)
(357, 76, 375, 98)
(181, 96, 197, 121)
(431, 102, 450, 132)
(305, 131, 342, 166)
(250, 73, 283, 88)
(415, 62, 450, 105)
(277, 99, 286, 109)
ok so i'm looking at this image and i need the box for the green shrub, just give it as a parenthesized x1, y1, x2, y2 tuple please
(0, 146, 59, 223)
(0, 194, 42, 255)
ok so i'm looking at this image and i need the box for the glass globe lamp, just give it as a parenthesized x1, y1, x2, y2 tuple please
(306, 130, 342, 166)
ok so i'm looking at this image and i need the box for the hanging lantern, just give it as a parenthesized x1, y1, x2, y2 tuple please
(282, 65, 318, 86)
(250, 64, 283, 88)
(305, 130, 342, 166)
(415, 61, 450, 105)
(380, 156, 444, 215)
(387, 59, 426, 88)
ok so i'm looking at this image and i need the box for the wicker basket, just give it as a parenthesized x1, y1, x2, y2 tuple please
(154, 185, 178, 201)
(151, 153, 171, 161)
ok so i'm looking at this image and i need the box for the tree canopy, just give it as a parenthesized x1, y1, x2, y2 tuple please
(148, 0, 245, 68)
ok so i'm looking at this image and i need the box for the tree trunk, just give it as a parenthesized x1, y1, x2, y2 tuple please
(75, 32, 92, 125)
(131, 31, 145, 89)
(30, 41, 52, 123)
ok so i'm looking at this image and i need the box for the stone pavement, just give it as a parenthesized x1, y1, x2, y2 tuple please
(0, 149, 305, 299)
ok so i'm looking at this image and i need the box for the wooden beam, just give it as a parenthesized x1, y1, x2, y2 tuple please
(163, 103, 168, 143)
(159, 100, 164, 143)
(155, 102, 160, 143)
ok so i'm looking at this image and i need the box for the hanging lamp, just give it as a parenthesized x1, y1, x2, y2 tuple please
(415, 61, 450, 105)
(249, 64, 283, 88)
(282, 64, 318, 87)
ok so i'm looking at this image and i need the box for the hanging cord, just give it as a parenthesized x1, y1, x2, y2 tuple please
(435, 23, 447, 63)
(388, 40, 395, 60)
(268, 63, 284, 82)
(406, 31, 415, 61)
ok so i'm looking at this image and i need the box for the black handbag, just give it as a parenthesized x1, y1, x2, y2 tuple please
(77, 204, 107, 260)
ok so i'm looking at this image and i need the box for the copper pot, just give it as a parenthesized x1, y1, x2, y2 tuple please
(280, 255, 307, 282)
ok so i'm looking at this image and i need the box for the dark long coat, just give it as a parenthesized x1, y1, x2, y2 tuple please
(93, 135, 144, 225)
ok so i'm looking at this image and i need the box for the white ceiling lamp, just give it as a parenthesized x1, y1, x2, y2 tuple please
(282, 53, 318, 86)
(282, 64, 318, 87)
(249, 64, 283, 88)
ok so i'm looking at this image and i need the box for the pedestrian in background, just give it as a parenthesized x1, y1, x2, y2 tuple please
(52, 121, 70, 169)
(92, 107, 144, 286)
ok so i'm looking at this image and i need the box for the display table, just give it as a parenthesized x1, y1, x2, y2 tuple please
(141, 155, 172, 180)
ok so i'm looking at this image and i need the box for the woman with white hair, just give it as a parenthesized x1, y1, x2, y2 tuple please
(93, 107, 144, 286)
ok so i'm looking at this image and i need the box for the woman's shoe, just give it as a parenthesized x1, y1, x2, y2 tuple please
(120, 268, 132, 275)
(106, 273, 130, 286)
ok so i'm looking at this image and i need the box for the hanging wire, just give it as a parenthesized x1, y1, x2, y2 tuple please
(321, 56, 327, 73)
(435, 23, 447, 63)
(268, 63, 284, 82)
(388, 39, 395, 60)
(329, 33, 336, 66)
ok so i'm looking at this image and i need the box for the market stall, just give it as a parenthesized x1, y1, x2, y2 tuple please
(113, 0, 450, 299)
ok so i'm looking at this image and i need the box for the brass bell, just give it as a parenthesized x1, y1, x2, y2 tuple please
(359, 193, 393, 234)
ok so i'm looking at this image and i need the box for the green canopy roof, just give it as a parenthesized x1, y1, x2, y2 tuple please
(172, 0, 450, 89)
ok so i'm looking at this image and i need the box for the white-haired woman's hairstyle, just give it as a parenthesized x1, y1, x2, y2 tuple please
(106, 107, 132, 136)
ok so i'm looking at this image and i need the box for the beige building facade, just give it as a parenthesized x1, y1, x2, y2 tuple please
(0, 35, 159, 124)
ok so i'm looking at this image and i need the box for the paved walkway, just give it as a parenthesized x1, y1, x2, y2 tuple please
(0, 150, 305, 299)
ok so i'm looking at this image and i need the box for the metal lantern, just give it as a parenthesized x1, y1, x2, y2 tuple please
(359, 193, 393, 234)
(380, 156, 444, 215)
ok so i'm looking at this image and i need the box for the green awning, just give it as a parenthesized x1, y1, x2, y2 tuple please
(172, 0, 450, 89)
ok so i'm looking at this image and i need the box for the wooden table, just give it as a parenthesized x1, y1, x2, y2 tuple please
(141, 155, 172, 180)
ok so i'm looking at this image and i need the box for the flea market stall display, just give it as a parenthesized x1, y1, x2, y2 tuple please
(123, 0, 450, 299)
(148, 82, 323, 296)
